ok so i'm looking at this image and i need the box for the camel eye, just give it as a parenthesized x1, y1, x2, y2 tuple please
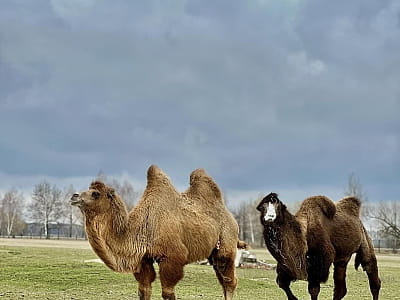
(92, 191, 101, 199)
(263, 203, 270, 211)
(257, 202, 267, 212)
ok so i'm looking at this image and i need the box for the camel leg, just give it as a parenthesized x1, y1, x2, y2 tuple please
(158, 258, 185, 300)
(364, 257, 381, 300)
(211, 254, 238, 300)
(306, 244, 334, 300)
(333, 260, 349, 300)
(367, 269, 381, 300)
(276, 264, 298, 300)
(134, 259, 156, 300)
(356, 243, 381, 299)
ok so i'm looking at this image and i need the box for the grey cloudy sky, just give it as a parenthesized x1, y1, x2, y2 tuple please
(0, 0, 399, 206)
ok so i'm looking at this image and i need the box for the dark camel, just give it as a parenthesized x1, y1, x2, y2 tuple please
(257, 193, 380, 300)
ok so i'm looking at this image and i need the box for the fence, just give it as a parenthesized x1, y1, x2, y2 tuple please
(0, 222, 86, 240)
(373, 239, 400, 253)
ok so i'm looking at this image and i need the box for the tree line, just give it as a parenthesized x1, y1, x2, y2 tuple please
(0, 172, 139, 239)
(1, 173, 399, 248)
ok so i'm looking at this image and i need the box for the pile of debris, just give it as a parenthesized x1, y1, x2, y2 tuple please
(235, 250, 276, 270)
(197, 249, 276, 270)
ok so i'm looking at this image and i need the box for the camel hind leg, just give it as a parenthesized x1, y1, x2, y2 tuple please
(158, 255, 186, 300)
(355, 249, 381, 300)
(209, 248, 238, 300)
(355, 232, 381, 300)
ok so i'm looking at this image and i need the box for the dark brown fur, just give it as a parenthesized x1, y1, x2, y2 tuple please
(257, 193, 381, 300)
(71, 165, 246, 300)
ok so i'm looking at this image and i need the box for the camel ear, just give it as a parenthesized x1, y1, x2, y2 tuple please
(106, 187, 115, 200)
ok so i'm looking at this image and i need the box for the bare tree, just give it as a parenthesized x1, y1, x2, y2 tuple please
(367, 201, 400, 240)
(28, 181, 63, 239)
(344, 172, 370, 219)
(61, 184, 83, 238)
(1, 188, 25, 237)
(345, 173, 400, 244)
(344, 172, 368, 202)
(233, 197, 264, 246)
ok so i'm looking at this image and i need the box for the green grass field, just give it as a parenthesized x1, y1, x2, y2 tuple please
(0, 239, 399, 299)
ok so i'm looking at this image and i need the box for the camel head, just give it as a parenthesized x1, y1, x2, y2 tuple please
(70, 181, 116, 214)
(256, 193, 286, 224)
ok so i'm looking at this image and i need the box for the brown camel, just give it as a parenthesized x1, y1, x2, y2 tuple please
(71, 165, 246, 300)
(256, 193, 381, 300)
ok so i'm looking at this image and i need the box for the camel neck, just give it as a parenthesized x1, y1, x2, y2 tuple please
(84, 211, 145, 273)
(264, 210, 308, 280)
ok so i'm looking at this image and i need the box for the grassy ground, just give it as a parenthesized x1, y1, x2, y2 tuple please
(0, 239, 399, 299)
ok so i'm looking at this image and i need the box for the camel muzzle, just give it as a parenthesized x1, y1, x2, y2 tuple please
(70, 193, 82, 206)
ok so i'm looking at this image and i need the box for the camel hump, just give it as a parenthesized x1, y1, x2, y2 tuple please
(336, 196, 361, 217)
(146, 165, 176, 196)
(301, 195, 336, 219)
(188, 168, 223, 202)
(147, 165, 168, 183)
(147, 164, 164, 179)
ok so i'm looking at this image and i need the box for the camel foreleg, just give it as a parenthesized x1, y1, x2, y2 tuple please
(276, 264, 298, 300)
(134, 258, 156, 300)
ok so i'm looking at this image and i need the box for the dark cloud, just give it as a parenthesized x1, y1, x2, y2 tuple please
(0, 0, 398, 204)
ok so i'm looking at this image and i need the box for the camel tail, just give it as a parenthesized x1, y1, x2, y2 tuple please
(237, 240, 248, 249)
(354, 225, 377, 272)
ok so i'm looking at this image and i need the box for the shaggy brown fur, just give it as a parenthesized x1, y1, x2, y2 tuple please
(71, 165, 246, 300)
(257, 193, 381, 300)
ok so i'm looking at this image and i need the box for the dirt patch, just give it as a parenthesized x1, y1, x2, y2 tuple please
(0, 237, 91, 249)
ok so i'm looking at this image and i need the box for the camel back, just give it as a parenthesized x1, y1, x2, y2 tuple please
(297, 195, 336, 219)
